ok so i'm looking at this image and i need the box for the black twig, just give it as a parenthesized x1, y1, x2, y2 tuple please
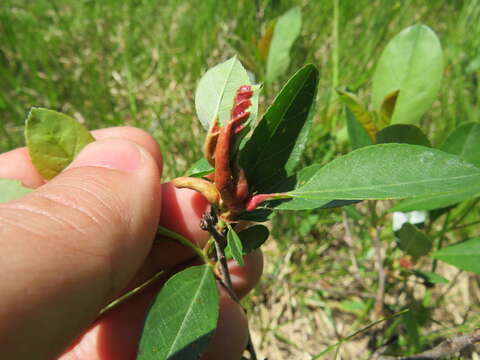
(200, 207, 258, 360)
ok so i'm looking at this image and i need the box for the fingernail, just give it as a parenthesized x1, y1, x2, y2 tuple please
(67, 139, 143, 173)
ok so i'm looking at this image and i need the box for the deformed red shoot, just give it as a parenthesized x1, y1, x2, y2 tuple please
(214, 85, 253, 214)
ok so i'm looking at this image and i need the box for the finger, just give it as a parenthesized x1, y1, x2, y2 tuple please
(229, 249, 264, 299)
(0, 138, 161, 359)
(0, 126, 163, 188)
(0, 147, 45, 188)
(91, 127, 163, 170)
(201, 291, 248, 360)
(129, 183, 211, 286)
(59, 251, 262, 360)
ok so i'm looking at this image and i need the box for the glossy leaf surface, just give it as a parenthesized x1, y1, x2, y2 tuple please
(25, 108, 94, 179)
(240, 64, 318, 193)
(266, 6, 302, 83)
(291, 144, 480, 200)
(372, 25, 443, 124)
(138, 265, 219, 360)
(0, 178, 32, 203)
(432, 238, 480, 275)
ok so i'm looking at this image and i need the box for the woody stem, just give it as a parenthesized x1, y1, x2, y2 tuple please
(200, 207, 258, 360)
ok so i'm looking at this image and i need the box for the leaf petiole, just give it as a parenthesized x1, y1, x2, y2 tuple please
(157, 225, 213, 267)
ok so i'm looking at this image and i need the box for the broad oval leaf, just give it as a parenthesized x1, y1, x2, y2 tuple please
(376, 124, 431, 147)
(441, 122, 480, 167)
(195, 56, 258, 129)
(265, 6, 302, 83)
(432, 237, 480, 275)
(25, 108, 94, 179)
(397, 223, 432, 258)
(0, 178, 32, 203)
(138, 265, 219, 360)
(291, 144, 480, 200)
(240, 64, 319, 193)
(372, 25, 443, 125)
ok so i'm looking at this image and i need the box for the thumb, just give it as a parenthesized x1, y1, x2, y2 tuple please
(0, 138, 161, 359)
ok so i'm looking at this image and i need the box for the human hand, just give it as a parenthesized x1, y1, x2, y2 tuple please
(0, 127, 263, 360)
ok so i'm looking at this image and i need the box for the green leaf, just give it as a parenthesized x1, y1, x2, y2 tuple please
(391, 188, 480, 212)
(345, 108, 374, 150)
(412, 270, 449, 284)
(391, 123, 480, 211)
(25, 108, 94, 180)
(265, 6, 302, 83)
(138, 265, 219, 360)
(376, 124, 431, 147)
(235, 208, 273, 222)
(195, 56, 257, 129)
(402, 309, 421, 352)
(397, 223, 432, 258)
(290, 144, 480, 200)
(226, 225, 270, 259)
(432, 237, 480, 275)
(225, 224, 244, 266)
(0, 178, 33, 203)
(337, 89, 376, 144)
(186, 158, 214, 178)
(372, 25, 443, 125)
(261, 164, 358, 210)
(441, 122, 480, 167)
(240, 64, 319, 193)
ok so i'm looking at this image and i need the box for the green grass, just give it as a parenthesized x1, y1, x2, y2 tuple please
(1, 0, 479, 358)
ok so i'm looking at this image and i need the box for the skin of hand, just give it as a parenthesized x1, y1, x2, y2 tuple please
(0, 127, 263, 360)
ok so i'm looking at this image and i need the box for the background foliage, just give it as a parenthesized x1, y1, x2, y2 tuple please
(1, 0, 479, 358)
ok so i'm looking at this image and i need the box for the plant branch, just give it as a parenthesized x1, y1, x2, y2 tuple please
(200, 207, 257, 360)
(98, 269, 165, 317)
(156, 225, 212, 267)
(374, 328, 480, 359)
